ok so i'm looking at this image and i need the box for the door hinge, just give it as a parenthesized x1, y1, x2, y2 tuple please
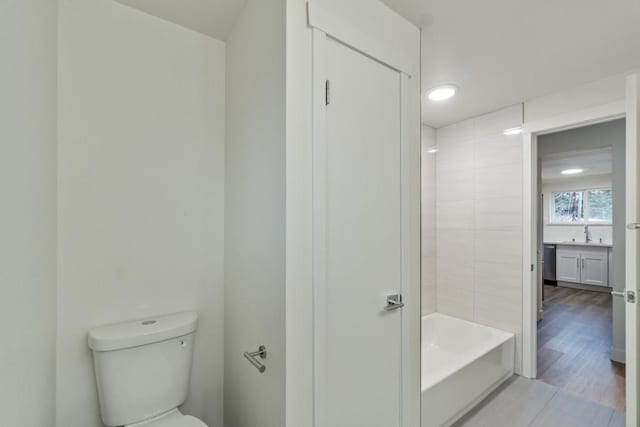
(531, 264, 535, 272)
(325, 80, 330, 105)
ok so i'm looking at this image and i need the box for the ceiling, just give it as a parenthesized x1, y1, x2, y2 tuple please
(381, 0, 640, 128)
(112, 0, 640, 126)
(113, 0, 246, 41)
(541, 147, 612, 183)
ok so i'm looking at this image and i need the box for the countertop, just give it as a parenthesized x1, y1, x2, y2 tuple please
(544, 241, 613, 248)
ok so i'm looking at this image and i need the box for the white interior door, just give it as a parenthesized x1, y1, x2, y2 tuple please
(626, 73, 640, 427)
(313, 35, 404, 427)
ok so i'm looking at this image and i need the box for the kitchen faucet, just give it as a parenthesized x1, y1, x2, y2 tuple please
(584, 224, 592, 243)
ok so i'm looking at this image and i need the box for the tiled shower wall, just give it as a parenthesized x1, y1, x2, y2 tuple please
(435, 105, 524, 372)
(422, 125, 437, 315)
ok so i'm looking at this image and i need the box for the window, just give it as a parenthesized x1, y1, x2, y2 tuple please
(587, 189, 613, 222)
(553, 191, 584, 222)
(550, 188, 612, 224)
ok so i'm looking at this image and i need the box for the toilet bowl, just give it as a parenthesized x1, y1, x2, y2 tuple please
(88, 312, 208, 427)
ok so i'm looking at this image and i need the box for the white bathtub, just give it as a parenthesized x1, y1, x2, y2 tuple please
(421, 313, 515, 427)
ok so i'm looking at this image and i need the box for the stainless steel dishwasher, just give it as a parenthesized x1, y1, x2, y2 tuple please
(543, 244, 556, 283)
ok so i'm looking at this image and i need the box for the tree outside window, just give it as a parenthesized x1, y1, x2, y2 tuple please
(587, 189, 613, 222)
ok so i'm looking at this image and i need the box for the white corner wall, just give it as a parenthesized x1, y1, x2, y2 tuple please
(284, 1, 315, 425)
(224, 1, 286, 426)
(56, 1, 226, 426)
(422, 125, 437, 315)
(0, 1, 58, 425)
(435, 105, 524, 373)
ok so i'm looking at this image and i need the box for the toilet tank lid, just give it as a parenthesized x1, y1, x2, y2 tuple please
(88, 312, 198, 352)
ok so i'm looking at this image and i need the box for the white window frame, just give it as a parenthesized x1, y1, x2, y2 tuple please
(548, 186, 613, 225)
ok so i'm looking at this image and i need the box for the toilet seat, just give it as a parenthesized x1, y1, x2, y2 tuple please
(127, 409, 207, 427)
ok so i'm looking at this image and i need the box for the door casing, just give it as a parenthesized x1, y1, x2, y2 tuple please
(624, 73, 639, 427)
(521, 87, 639, 425)
(284, 2, 420, 426)
(308, 3, 421, 426)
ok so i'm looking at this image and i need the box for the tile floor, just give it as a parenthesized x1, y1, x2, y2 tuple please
(453, 376, 625, 427)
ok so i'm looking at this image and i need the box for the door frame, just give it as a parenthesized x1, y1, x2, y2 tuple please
(625, 72, 639, 426)
(522, 100, 626, 379)
(307, 3, 421, 427)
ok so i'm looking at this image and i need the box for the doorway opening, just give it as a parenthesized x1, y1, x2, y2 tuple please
(536, 125, 626, 410)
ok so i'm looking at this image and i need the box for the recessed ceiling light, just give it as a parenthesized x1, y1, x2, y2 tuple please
(503, 127, 523, 136)
(427, 85, 457, 102)
(561, 169, 584, 175)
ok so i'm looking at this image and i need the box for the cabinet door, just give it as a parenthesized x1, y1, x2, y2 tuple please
(556, 247, 581, 283)
(581, 248, 609, 287)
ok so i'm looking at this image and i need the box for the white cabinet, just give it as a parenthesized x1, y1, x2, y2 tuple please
(556, 245, 610, 288)
(556, 248, 581, 283)
(581, 247, 609, 286)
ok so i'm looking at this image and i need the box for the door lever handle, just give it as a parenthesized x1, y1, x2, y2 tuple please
(628, 223, 640, 230)
(385, 294, 404, 311)
(612, 290, 636, 304)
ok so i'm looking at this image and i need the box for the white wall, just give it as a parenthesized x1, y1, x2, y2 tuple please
(542, 174, 613, 244)
(0, 1, 58, 425)
(224, 1, 286, 426)
(57, 1, 226, 426)
(285, 1, 314, 425)
(524, 73, 626, 123)
(435, 105, 524, 373)
(422, 125, 437, 315)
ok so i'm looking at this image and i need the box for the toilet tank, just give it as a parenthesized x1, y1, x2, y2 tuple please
(88, 312, 198, 427)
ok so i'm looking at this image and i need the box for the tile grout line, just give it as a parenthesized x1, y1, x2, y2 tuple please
(604, 407, 617, 427)
(527, 385, 560, 426)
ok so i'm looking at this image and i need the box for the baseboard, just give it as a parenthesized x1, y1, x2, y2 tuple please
(557, 281, 611, 294)
(610, 347, 626, 364)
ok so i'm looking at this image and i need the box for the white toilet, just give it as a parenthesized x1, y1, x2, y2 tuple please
(88, 311, 207, 427)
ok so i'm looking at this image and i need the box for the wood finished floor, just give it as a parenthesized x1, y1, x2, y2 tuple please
(537, 284, 625, 410)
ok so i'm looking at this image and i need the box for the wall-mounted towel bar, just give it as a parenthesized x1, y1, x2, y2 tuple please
(244, 345, 267, 373)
